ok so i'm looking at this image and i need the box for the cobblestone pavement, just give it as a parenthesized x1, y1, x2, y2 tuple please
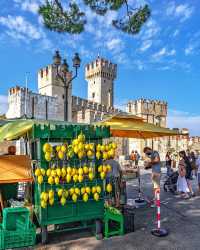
(35, 169, 200, 250)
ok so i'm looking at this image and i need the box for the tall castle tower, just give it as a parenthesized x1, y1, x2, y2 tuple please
(38, 58, 72, 121)
(85, 57, 117, 107)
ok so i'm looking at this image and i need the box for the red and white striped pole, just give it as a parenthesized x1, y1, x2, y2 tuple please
(151, 189, 168, 237)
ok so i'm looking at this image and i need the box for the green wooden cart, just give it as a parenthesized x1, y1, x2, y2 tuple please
(29, 123, 111, 243)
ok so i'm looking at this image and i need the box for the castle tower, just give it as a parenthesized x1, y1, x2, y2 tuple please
(85, 57, 117, 107)
(38, 57, 72, 121)
(126, 98, 168, 127)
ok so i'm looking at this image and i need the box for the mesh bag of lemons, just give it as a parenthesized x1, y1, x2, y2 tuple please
(34, 133, 117, 208)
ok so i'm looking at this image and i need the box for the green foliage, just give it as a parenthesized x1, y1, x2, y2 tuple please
(39, 0, 151, 35)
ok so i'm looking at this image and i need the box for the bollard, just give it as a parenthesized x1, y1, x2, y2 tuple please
(151, 189, 168, 237)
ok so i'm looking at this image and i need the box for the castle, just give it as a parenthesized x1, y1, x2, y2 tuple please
(5, 53, 200, 157)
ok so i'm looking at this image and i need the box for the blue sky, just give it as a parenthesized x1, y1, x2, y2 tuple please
(0, 0, 200, 135)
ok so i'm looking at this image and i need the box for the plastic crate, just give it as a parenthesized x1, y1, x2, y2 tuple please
(0, 223, 36, 249)
(2, 207, 30, 231)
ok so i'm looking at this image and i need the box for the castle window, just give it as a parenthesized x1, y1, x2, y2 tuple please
(104, 80, 106, 83)
(92, 92, 95, 98)
(92, 62, 94, 68)
(46, 67, 48, 75)
(94, 81, 95, 84)
(41, 69, 43, 78)
(62, 94, 65, 99)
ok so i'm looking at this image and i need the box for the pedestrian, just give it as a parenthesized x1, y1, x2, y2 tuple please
(134, 150, 140, 167)
(177, 155, 190, 198)
(196, 152, 200, 194)
(130, 150, 136, 168)
(179, 151, 195, 197)
(165, 151, 173, 176)
(190, 151, 197, 179)
(143, 147, 161, 207)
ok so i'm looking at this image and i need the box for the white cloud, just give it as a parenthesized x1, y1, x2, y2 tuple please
(139, 40, 152, 52)
(0, 95, 8, 115)
(166, 2, 194, 22)
(184, 31, 200, 56)
(152, 47, 176, 60)
(173, 29, 179, 37)
(106, 38, 123, 51)
(185, 46, 193, 55)
(0, 15, 43, 41)
(14, 0, 41, 14)
(168, 110, 200, 136)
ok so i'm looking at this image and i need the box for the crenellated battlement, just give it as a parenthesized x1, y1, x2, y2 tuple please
(85, 56, 117, 80)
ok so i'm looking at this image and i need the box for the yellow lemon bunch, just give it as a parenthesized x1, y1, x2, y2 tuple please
(106, 183, 113, 193)
(98, 164, 112, 179)
(43, 143, 53, 162)
(40, 191, 49, 208)
(69, 187, 80, 203)
(56, 144, 68, 160)
(34, 168, 45, 184)
(59, 189, 69, 206)
(95, 142, 117, 160)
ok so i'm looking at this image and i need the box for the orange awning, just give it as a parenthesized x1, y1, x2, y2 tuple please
(0, 155, 33, 183)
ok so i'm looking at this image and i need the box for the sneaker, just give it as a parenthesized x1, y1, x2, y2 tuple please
(150, 203, 156, 208)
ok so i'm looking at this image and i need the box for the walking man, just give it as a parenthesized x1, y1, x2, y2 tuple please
(143, 147, 161, 207)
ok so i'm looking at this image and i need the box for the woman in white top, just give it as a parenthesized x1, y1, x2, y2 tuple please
(177, 158, 190, 198)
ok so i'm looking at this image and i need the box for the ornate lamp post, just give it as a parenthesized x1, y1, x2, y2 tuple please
(53, 50, 81, 121)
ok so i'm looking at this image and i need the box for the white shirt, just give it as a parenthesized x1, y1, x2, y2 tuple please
(196, 156, 200, 173)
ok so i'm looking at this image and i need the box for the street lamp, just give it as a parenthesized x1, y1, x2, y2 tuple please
(53, 50, 81, 121)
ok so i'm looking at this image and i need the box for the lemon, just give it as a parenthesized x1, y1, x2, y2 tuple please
(60, 196, 66, 206)
(66, 174, 71, 183)
(67, 166, 72, 174)
(100, 172, 106, 180)
(98, 165, 103, 173)
(45, 152, 52, 162)
(85, 186, 91, 194)
(75, 187, 80, 196)
(78, 150, 85, 159)
(64, 190, 69, 198)
(78, 133, 85, 142)
(58, 151, 64, 160)
(85, 144, 89, 150)
(78, 142, 84, 151)
(56, 145, 61, 152)
(83, 193, 89, 202)
(71, 168, 76, 176)
(78, 168, 83, 175)
(96, 144, 101, 151)
(87, 150, 93, 158)
(40, 192, 46, 200)
(57, 189, 63, 197)
(106, 183, 112, 193)
(81, 187, 86, 194)
(103, 152, 108, 160)
(56, 168, 62, 177)
(37, 175, 43, 184)
(112, 142, 117, 149)
(49, 198, 54, 206)
(92, 186, 97, 194)
(55, 176, 60, 185)
(78, 175, 84, 183)
(41, 200, 47, 208)
(89, 144, 94, 151)
(48, 190, 54, 199)
(35, 168, 41, 177)
(61, 145, 67, 153)
(46, 168, 51, 177)
(100, 145, 105, 152)
(105, 145, 109, 151)
(51, 169, 57, 177)
(88, 167, 93, 173)
(106, 164, 112, 172)
(83, 166, 89, 174)
(103, 165, 107, 173)
(43, 193, 49, 202)
(73, 174, 78, 183)
(73, 146, 79, 154)
(61, 167, 66, 177)
(72, 139, 79, 146)
(67, 150, 74, 158)
(43, 143, 52, 153)
(88, 172, 94, 181)
(69, 187, 75, 195)
(48, 176, 54, 185)
(94, 192, 100, 201)
(96, 186, 102, 194)
(40, 168, 46, 176)
(96, 151, 101, 160)
(72, 193, 78, 203)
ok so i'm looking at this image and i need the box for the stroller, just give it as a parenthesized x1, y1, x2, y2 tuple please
(163, 171, 179, 194)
